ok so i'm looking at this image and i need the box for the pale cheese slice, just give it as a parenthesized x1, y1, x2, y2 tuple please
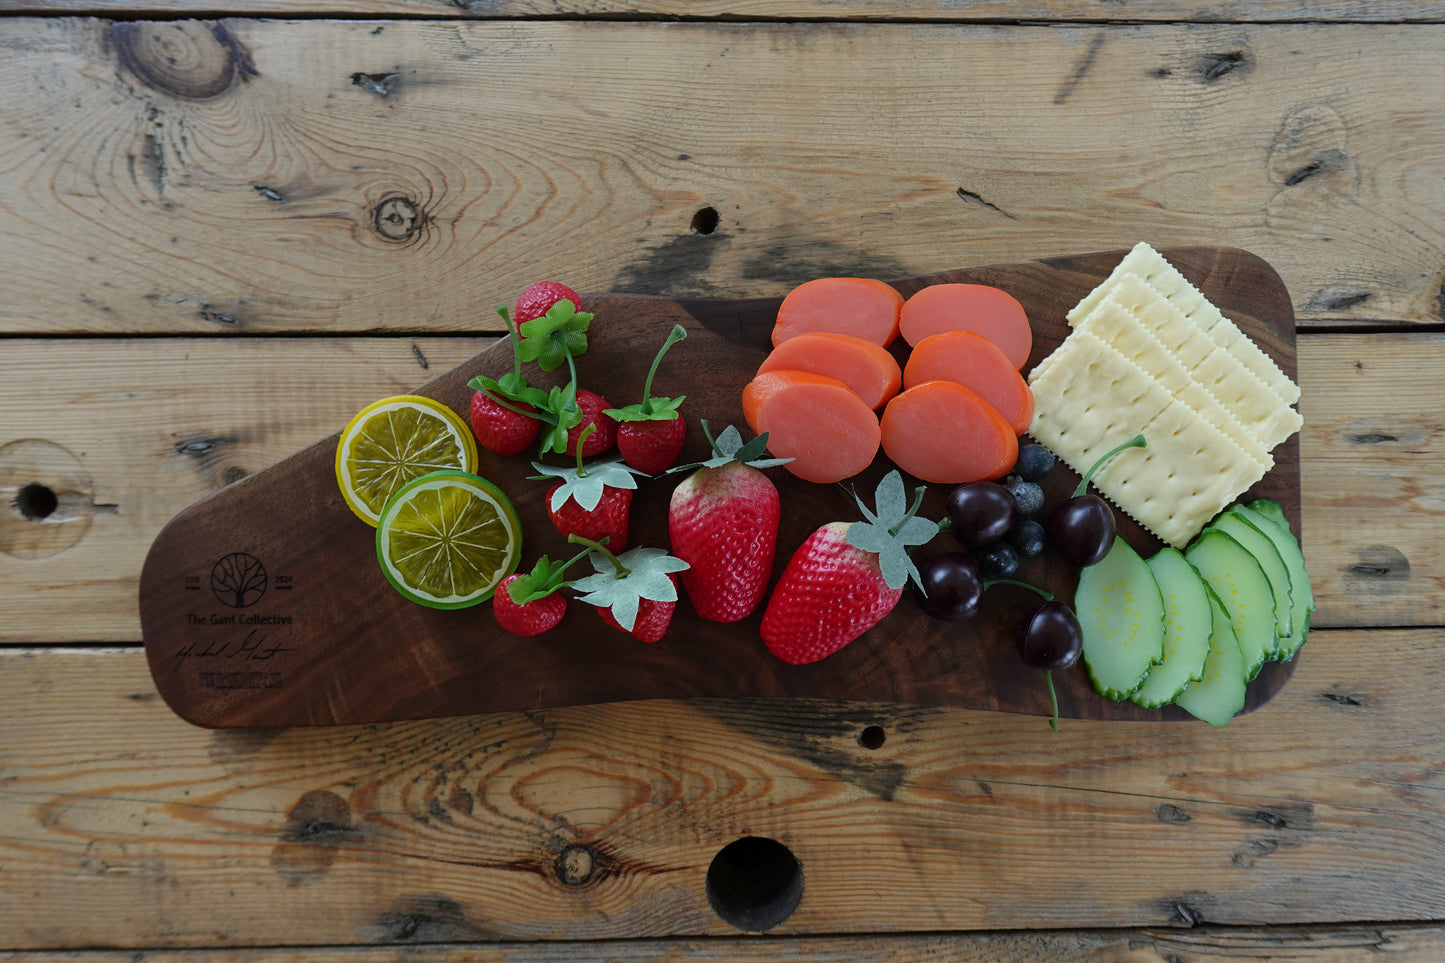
(1074, 242, 1301, 406)
(1069, 292, 1273, 472)
(1091, 399, 1271, 548)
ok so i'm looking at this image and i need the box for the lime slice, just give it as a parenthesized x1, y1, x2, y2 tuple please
(336, 395, 478, 526)
(375, 470, 522, 609)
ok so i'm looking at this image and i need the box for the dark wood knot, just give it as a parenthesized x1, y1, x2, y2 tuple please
(373, 195, 424, 242)
(111, 21, 256, 101)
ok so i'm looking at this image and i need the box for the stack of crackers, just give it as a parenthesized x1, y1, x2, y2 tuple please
(1027, 243, 1302, 548)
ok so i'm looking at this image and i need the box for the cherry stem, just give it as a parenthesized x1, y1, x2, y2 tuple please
(638, 325, 687, 415)
(1044, 670, 1059, 731)
(567, 534, 627, 578)
(1074, 433, 1147, 498)
(982, 578, 1055, 602)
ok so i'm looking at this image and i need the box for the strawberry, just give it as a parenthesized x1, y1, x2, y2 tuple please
(617, 418, 688, 475)
(596, 574, 678, 643)
(606, 324, 689, 474)
(491, 549, 590, 637)
(533, 446, 645, 553)
(668, 424, 790, 623)
(513, 281, 582, 334)
(564, 388, 617, 458)
(470, 390, 539, 456)
(546, 482, 632, 552)
(568, 537, 690, 643)
(493, 573, 566, 636)
(760, 471, 940, 665)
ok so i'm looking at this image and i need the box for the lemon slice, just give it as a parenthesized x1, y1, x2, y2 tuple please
(375, 471, 523, 609)
(336, 395, 478, 526)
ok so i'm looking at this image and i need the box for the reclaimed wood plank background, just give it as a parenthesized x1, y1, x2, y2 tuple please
(1, 2, 1442, 959)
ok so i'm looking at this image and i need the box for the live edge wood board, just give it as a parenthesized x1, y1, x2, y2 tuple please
(139, 247, 1301, 728)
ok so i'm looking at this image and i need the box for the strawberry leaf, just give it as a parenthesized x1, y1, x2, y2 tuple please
(532, 456, 646, 512)
(846, 469, 940, 591)
(603, 324, 688, 423)
(506, 547, 592, 604)
(669, 422, 792, 473)
(570, 545, 690, 632)
(517, 300, 592, 372)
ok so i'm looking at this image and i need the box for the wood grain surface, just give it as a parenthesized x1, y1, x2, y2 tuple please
(3, 3, 1444, 958)
(134, 247, 1299, 728)
(3, 629, 1443, 947)
(1, 20, 1444, 334)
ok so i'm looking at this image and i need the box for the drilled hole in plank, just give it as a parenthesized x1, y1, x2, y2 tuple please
(15, 483, 58, 521)
(705, 836, 803, 932)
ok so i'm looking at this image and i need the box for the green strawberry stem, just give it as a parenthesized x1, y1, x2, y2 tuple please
(893, 485, 930, 537)
(1073, 433, 1147, 498)
(508, 545, 595, 603)
(567, 534, 627, 578)
(638, 324, 687, 417)
(571, 424, 597, 474)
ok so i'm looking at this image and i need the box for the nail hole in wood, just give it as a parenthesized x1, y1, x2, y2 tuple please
(691, 207, 720, 235)
(705, 836, 803, 932)
(857, 725, 887, 750)
(15, 483, 58, 521)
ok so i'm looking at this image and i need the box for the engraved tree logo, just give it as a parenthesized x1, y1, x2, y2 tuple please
(211, 552, 267, 608)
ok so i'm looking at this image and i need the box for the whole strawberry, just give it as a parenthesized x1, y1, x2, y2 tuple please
(513, 281, 582, 334)
(493, 573, 566, 636)
(533, 440, 645, 553)
(596, 573, 678, 643)
(668, 424, 790, 623)
(564, 388, 618, 458)
(607, 324, 689, 474)
(546, 482, 633, 552)
(491, 550, 590, 637)
(568, 536, 690, 644)
(470, 390, 539, 457)
(760, 471, 940, 665)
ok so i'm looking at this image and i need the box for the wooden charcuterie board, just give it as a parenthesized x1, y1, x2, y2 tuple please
(139, 247, 1301, 728)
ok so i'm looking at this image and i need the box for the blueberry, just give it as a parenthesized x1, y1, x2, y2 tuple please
(1005, 477, 1045, 516)
(1007, 518, 1047, 557)
(976, 541, 1020, 579)
(1014, 443, 1055, 483)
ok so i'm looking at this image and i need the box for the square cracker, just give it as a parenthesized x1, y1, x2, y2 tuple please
(1092, 398, 1271, 548)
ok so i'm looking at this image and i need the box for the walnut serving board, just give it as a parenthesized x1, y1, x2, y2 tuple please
(139, 248, 1301, 729)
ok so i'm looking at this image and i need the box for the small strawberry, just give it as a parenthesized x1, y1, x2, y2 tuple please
(532, 432, 645, 552)
(491, 548, 591, 637)
(567, 535, 690, 643)
(606, 324, 689, 474)
(513, 282, 582, 334)
(760, 470, 940, 665)
(668, 423, 791, 623)
(470, 389, 539, 456)
(564, 388, 617, 458)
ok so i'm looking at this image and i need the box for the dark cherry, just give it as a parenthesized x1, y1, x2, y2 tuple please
(915, 552, 984, 621)
(1018, 599, 1084, 670)
(946, 481, 1019, 547)
(1047, 494, 1117, 567)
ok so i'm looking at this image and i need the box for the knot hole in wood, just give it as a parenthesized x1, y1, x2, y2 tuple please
(705, 836, 804, 932)
(0, 439, 105, 559)
(109, 21, 256, 102)
(373, 195, 425, 243)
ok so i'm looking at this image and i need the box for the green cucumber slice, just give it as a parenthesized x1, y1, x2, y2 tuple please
(1077, 536, 1166, 700)
(1131, 547, 1213, 709)
(1231, 502, 1314, 661)
(1173, 585, 1247, 727)
(1246, 497, 1289, 529)
(1184, 530, 1276, 681)
(1208, 511, 1293, 652)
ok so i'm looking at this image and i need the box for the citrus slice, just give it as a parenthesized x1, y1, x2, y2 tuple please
(375, 470, 523, 609)
(336, 395, 478, 526)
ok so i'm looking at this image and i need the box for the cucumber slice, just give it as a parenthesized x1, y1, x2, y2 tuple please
(1184, 530, 1276, 681)
(1131, 547, 1213, 709)
(1231, 502, 1314, 661)
(1208, 511, 1293, 653)
(1077, 536, 1166, 699)
(1246, 497, 1289, 529)
(1173, 585, 1247, 727)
